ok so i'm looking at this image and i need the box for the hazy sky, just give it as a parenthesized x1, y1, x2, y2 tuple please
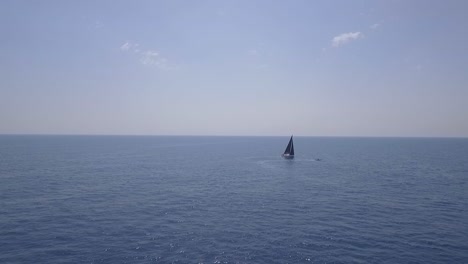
(1, 0, 467, 136)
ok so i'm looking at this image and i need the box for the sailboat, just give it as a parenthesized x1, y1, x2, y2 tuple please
(281, 135, 295, 159)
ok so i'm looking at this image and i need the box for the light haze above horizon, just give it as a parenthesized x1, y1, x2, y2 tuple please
(1, 0, 468, 137)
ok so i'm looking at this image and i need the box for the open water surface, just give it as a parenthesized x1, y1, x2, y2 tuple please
(1, 135, 467, 263)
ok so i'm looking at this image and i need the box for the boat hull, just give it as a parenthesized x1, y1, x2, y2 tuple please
(282, 154, 294, 159)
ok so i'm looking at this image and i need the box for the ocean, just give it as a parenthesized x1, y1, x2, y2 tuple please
(1, 135, 467, 263)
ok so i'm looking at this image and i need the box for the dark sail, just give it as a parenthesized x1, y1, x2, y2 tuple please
(290, 137, 294, 155)
(283, 136, 294, 155)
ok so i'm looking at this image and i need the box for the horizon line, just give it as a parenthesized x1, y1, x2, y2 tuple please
(1, 133, 467, 139)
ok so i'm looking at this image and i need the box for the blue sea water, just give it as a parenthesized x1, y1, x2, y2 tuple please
(1, 135, 467, 263)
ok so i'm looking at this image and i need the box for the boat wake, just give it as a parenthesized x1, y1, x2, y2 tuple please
(284, 158, 323, 162)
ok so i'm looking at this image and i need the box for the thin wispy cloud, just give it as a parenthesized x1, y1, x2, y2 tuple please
(120, 42, 173, 70)
(370, 23, 380, 30)
(246, 47, 271, 70)
(248, 49, 259, 56)
(120, 42, 134, 51)
(331, 32, 363, 47)
(140, 50, 171, 69)
(140, 50, 158, 64)
(94, 20, 104, 29)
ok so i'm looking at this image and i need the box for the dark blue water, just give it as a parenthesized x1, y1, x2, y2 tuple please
(1, 136, 468, 263)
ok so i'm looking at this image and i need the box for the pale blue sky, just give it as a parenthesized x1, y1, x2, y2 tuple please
(1, 0, 467, 136)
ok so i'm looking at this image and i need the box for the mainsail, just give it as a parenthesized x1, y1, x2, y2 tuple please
(283, 136, 294, 156)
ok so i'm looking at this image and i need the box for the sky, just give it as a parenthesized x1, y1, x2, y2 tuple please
(1, 0, 467, 137)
